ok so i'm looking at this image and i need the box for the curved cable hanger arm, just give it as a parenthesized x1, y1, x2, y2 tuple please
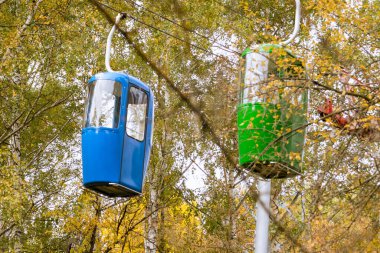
(280, 0, 301, 46)
(105, 13, 126, 72)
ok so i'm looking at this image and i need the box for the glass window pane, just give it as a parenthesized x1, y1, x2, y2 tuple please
(243, 52, 270, 103)
(126, 86, 148, 141)
(84, 80, 122, 128)
(282, 79, 307, 112)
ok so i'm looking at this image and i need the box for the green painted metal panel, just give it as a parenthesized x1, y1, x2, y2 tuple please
(237, 102, 282, 165)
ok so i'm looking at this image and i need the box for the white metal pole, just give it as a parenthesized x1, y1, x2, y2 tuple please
(254, 179, 271, 253)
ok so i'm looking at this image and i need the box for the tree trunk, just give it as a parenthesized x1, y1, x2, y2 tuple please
(145, 76, 167, 253)
(88, 223, 98, 253)
(86, 200, 101, 253)
(145, 167, 160, 253)
(227, 165, 237, 252)
(4, 1, 42, 249)
(9, 123, 23, 253)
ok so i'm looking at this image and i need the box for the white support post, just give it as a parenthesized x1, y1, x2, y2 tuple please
(254, 179, 271, 253)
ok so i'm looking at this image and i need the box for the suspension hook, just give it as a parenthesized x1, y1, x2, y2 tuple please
(280, 0, 301, 46)
(105, 13, 127, 72)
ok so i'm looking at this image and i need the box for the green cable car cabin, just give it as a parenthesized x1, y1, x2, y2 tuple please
(237, 44, 308, 178)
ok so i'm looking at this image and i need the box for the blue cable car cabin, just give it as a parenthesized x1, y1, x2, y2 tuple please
(82, 72, 154, 197)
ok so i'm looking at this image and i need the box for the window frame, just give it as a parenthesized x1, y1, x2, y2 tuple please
(125, 84, 149, 142)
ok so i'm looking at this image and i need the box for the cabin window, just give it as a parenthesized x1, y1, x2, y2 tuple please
(242, 52, 279, 104)
(126, 86, 148, 141)
(84, 80, 122, 128)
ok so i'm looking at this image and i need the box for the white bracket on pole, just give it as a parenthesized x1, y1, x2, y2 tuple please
(105, 13, 126, 72)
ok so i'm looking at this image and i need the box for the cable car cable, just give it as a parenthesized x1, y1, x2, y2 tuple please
(95, 1, 238, 66)
(214, 0, 256, 23)
(123, 12, 238, 66)
(124, 0, 241, 55)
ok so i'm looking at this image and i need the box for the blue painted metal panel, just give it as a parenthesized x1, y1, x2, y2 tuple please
(82, 71, 154, 197)
(82, 128, 123, 184)
(121, 136, 145, 192)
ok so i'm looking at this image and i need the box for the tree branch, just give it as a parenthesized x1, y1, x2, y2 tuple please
(89, 0, 237, 167)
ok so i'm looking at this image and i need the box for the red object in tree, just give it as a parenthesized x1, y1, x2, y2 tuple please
(318, 99, 333, 115)
(317, 99, 349, 128)
(334, 114, 348, 127)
